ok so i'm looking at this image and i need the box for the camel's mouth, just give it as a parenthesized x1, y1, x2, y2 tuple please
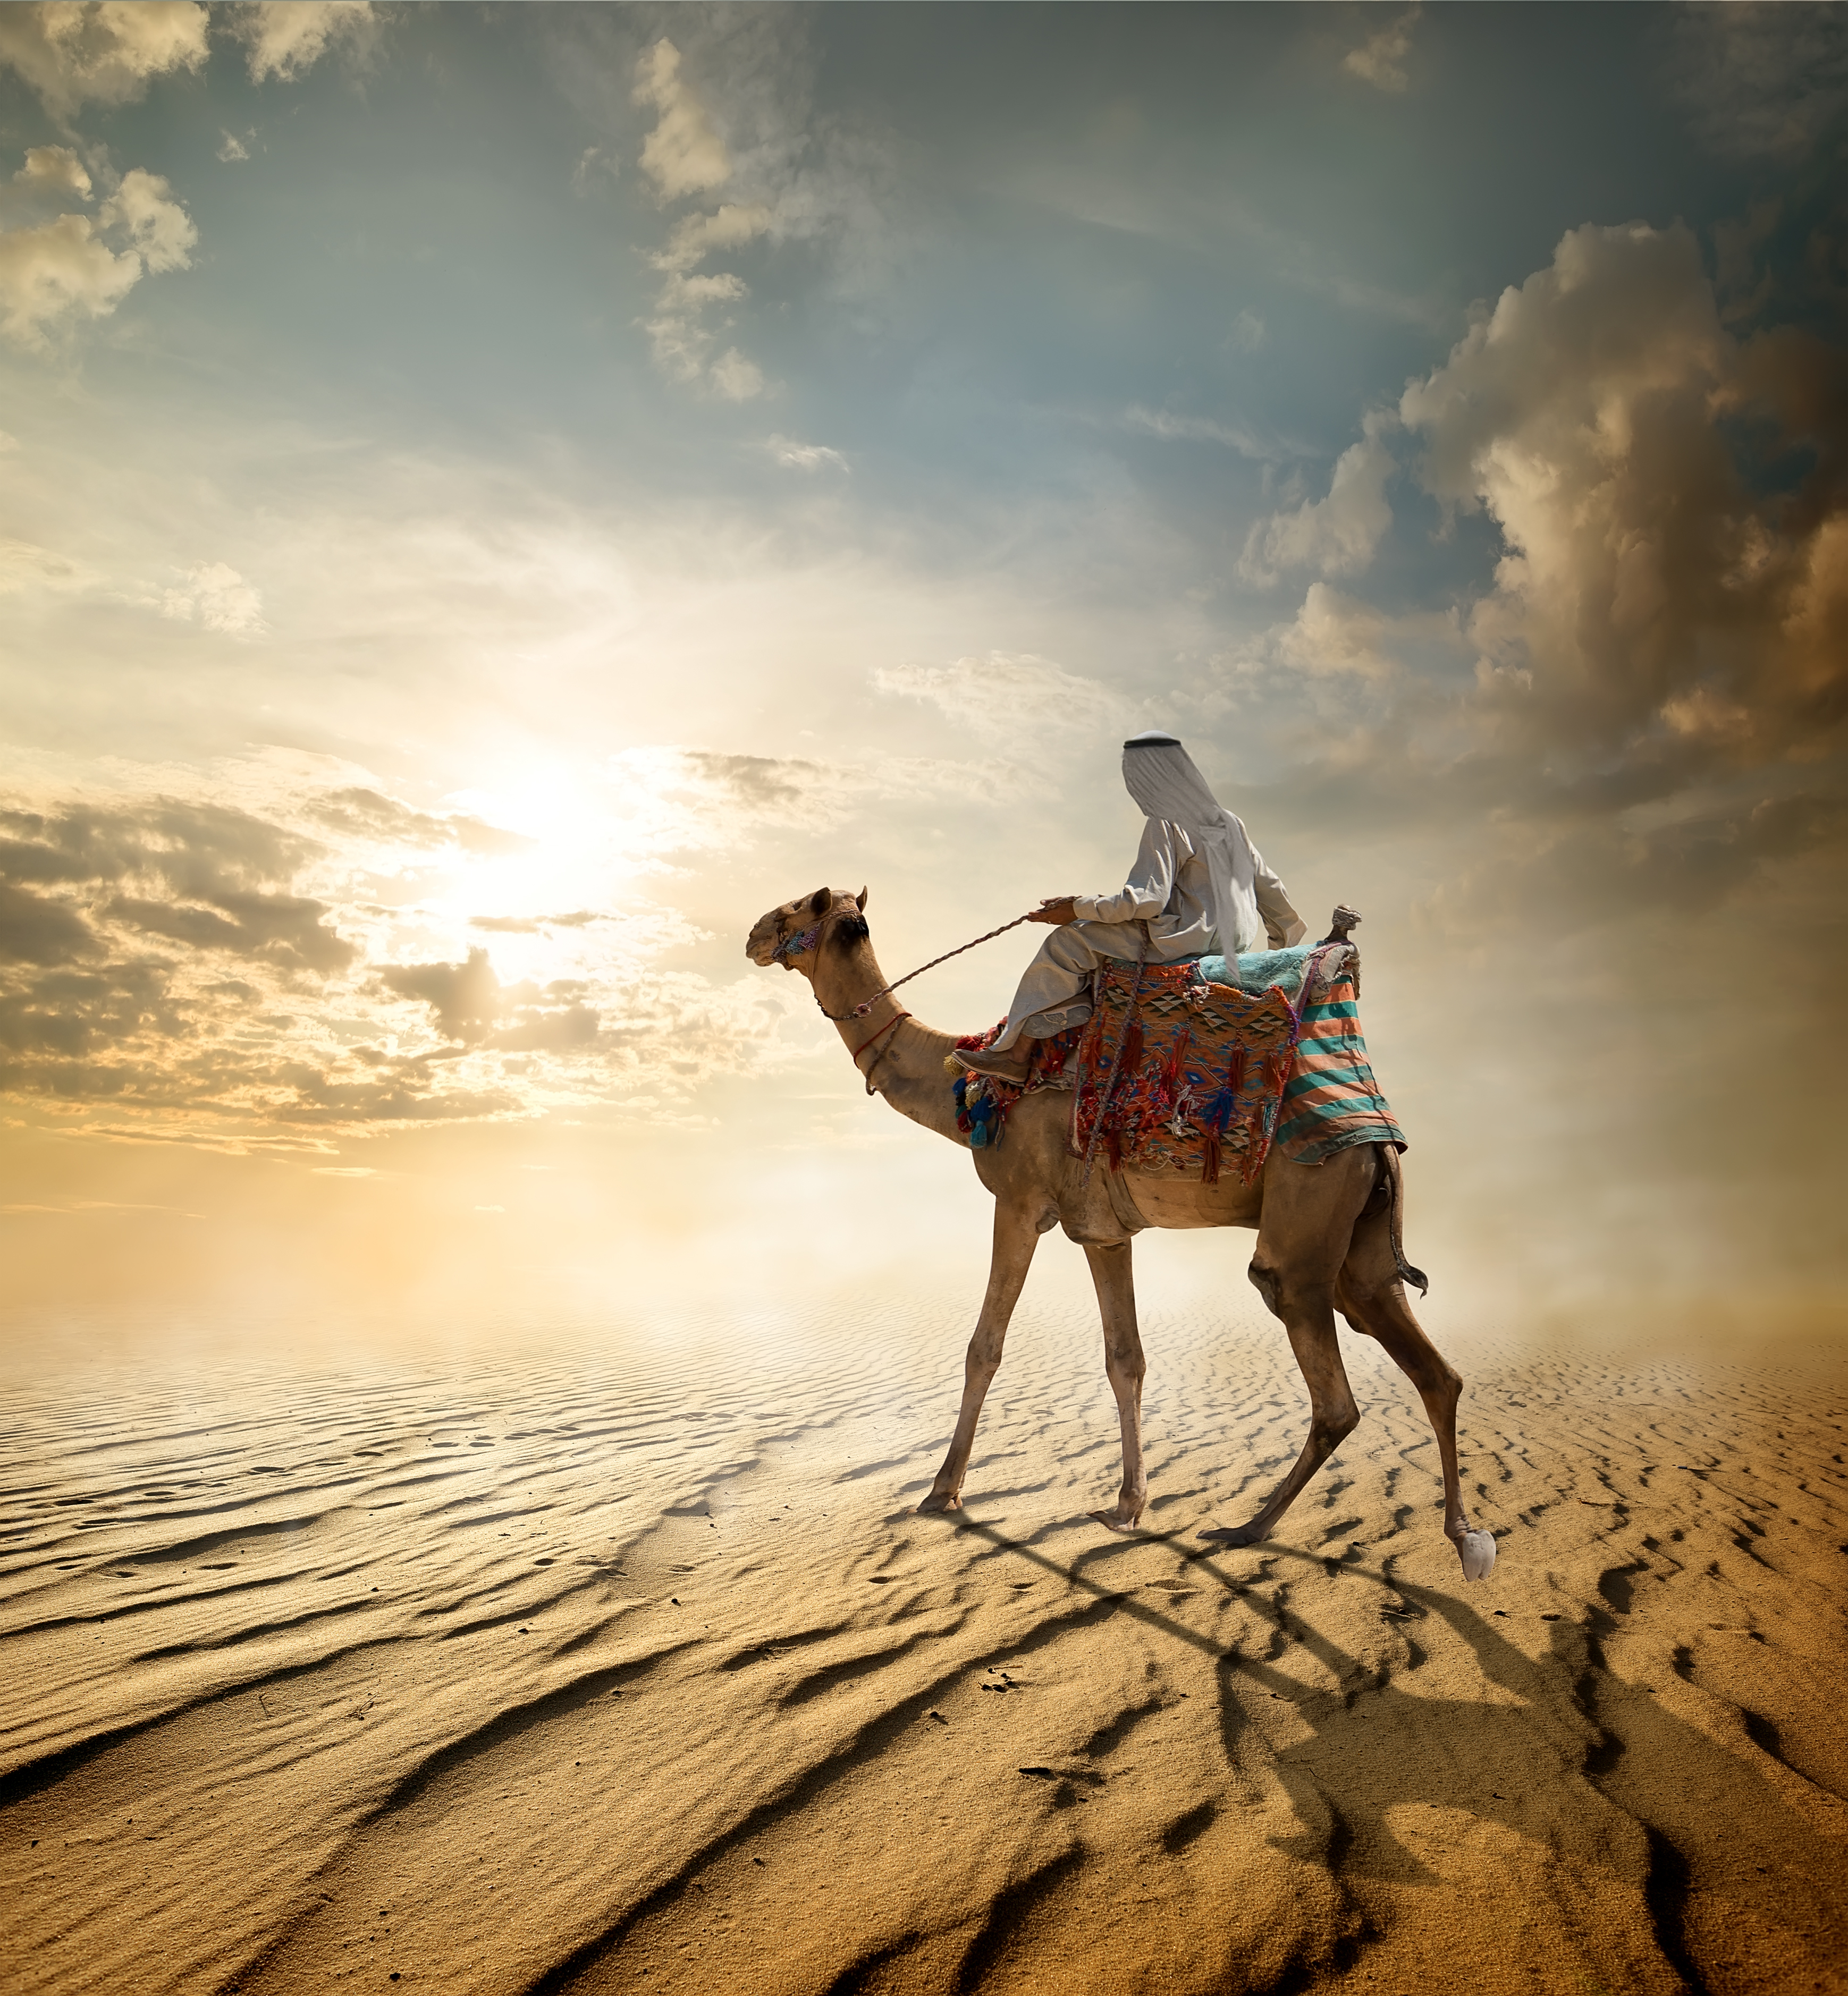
(744, 911, 787, 967)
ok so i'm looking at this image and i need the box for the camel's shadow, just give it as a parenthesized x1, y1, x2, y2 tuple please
(936, 1510, 1845, 1964)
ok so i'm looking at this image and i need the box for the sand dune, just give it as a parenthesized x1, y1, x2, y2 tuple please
(2, 1299, 1844, 1995)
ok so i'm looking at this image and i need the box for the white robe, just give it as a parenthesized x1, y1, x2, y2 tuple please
(991, 816, 1306, 1050)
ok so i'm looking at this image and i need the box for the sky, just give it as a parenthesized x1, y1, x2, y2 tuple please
(1, 2, 1844, 1368)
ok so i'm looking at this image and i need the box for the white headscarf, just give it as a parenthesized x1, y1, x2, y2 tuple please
(1120, 731, 1249, 958)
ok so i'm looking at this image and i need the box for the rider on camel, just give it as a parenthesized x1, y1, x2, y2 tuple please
(960, 731, 1306, 1084)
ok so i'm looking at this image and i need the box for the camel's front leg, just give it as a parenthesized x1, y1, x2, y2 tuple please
(1199, 1271, 1357, 1546)
(1083, 1240, 1147, 1534)
(916, 1200, 1042, 1516)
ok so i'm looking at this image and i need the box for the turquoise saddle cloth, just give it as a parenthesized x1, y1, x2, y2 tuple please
(1186, 942, 1323, 1000)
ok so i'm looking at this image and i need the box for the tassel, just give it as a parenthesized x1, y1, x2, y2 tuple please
(1201, 1125, 1221, 1187)
(1119, 1014, 1144, 1080)
(1161, 1031, 1188, 1094)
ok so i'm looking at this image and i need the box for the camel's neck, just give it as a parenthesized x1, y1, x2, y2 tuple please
(805, 938, 965, 1146)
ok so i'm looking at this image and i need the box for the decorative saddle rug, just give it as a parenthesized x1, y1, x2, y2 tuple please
(951, 941, 1404, 1180)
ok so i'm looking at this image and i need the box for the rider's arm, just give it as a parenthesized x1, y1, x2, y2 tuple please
(1251, 842, 1307, 948)
(1069, 818, 1176, 925)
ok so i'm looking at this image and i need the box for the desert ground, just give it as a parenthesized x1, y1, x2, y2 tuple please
(3, 1291, 1844, 1996)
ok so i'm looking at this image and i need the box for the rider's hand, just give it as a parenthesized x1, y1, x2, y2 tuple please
(1030, 898, 1078, 926)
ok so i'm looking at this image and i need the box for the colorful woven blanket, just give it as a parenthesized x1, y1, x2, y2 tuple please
(951, 943, 1403, 1177)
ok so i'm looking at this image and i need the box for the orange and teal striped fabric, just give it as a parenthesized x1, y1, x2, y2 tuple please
(1275, 969, 1405, 1165)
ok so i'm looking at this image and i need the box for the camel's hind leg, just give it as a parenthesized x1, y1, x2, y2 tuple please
(1199, 1144, 1373, 1549)
(1083, 1240, 1147, 1534)
(917, 1199, 1043, 1516)
(1336, 1155, 1496, 1580)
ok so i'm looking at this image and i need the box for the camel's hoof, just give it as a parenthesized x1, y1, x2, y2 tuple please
(1087, 1507, 1142, 1536)
(915, 1492, 962, 1517)
(1458, 1529, 1497, 1582)
(1197, 1524, 1260, 1547)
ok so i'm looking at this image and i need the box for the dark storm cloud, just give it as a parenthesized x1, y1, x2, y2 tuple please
(1228, 218, 1847, 923)
(1396, 221, 1848, 785)
(1671, 3, 1848, 163)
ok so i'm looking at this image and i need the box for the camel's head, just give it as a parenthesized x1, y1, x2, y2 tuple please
(745, 885, 870, 973)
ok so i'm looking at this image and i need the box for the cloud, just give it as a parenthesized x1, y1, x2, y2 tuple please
(1670, 3, 1848, 162)
(106, 885, 354, 975)
(470, 911, 602, 935)
(1228, 308, 1265, 355)
(650, 201, 773, 274)
(628, 159, 772, 400)
(0, 156, 195, 351)
(1343, 6, 1421, 94)
(0, 779, 809, 1140)
(0, 798, 353, 974)
(229, 1, 377, 84)
(1238, 411, 1396, 584)
(632, 38, 733, 201)
(709, 347, 764, 401)
(217, 130, 253, 165)
(380, 946, 502, 1044)
(1276, 583, 1399, 681)
(0, 2, 208, 116)
(642, 268, 750, 385)
(613, 21, 894, 403)
(306, 787, 532, 857)
(1399, 219, 1848, 776)
(873, 653, 1126, 733)
(1417, 784, 1848, 946)
(570, 145, 618, 194)
(14, 146, 91, 199)
(158, 561, 263, 637)
(0, 537, 93, 597)
(101, 169, 197, 275)
(604, 745, 992, 852)
(764, 435, 848, 472)
(0, 213, 139, 351)
(0, 878, 102, 965)
(1120, 404, 1275, 459)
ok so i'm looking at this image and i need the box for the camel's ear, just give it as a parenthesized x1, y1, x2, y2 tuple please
(808, 886, 831, 917)
(855, 886, 868, 911)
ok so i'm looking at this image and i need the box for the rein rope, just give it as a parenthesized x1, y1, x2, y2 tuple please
(778, 909, 1040, 1023)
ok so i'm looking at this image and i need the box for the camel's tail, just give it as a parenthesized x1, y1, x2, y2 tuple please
(1382, 1145, 1429, 1297)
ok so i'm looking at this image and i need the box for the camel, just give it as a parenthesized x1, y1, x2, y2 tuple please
(746, 886, 1497, 1583)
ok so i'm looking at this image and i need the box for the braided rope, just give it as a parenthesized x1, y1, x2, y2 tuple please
(1079, 920, 1151, 1183)
(808, 910, 1040, 1023)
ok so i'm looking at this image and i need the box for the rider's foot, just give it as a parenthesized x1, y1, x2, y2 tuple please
(960, 1041, 1034, 1082)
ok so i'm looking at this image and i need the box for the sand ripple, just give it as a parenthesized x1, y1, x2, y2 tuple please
(2, 1304, 1844, 1993)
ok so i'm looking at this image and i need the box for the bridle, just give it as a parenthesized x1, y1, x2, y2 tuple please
(773, 897, 1040, 1096)
(773, 903, 914, 1094)
(770, 921, 823, 965)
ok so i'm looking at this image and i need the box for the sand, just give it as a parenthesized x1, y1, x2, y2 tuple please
(3, 1296, 1845, 1996)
